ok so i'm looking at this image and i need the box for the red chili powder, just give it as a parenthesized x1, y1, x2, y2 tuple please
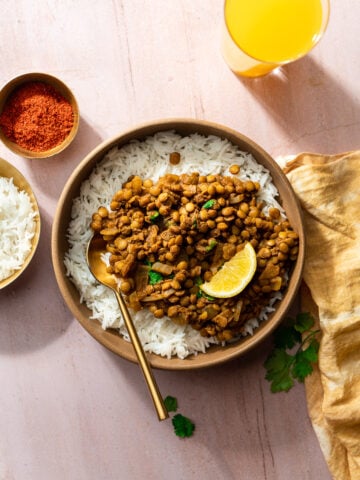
(0, 81, 74, 152)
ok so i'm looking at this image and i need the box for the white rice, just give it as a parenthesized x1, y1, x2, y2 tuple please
(0, 177, 37, 282)
(64, 131, 284, 359)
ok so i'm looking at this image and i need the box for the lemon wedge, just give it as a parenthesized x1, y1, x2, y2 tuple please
(200, 242, 257, 298)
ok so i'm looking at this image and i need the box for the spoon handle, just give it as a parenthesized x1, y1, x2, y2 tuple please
(114, 291, 168, 421)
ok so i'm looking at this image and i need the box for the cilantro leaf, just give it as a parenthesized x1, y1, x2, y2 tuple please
(302, 338, 319, 362)
(273, 323, 301, 349)
(292, 339, 319, 382)
(164, 395, 195, 438)
(205, 239, 217, 252)
(264, 348, 295, 392)
(150, 211, 160, 222)
(202, 199, 216, 209)
(195, 277, 215, 300)
(292, 352, 314, 382)
(148, 270, 163, 285)
(264, 313, 320, 393)
(172, 414, 195, 438)
(201, 291, 215, 301)
(164, 396, 178, 412)
(294, 312, 314, 333)
(197, 291, 215, 301)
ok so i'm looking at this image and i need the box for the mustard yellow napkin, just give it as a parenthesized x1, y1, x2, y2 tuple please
(284, 152, 360, 480)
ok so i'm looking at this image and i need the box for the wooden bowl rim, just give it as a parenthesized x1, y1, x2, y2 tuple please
(0, 157, 41, 289)
(51, 118, 305, 370)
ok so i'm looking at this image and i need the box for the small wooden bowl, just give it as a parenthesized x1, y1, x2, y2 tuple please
(52, 119, 305, 370)
(0, 73, 79, 158)
(0, 158, 41, 288)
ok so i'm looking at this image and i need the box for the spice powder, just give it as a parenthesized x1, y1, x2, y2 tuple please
(0, 81, 74, 152)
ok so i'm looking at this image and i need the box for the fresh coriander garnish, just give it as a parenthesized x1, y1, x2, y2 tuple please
(172, 414, 195, 438)
(202, 199, 216, 209)
(148, 270, 163, 285)
(199, 291, 215, 301)
(205, 239, 217, 252)
(195, 277, 215, 301)
(164, 395, 195, 438)
(150, 211, 160, 222)
(264, 312, 320, 393)
(164, 395, 178, 412)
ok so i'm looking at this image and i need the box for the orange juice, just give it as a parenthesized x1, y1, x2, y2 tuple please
(222, 0, 329, 77)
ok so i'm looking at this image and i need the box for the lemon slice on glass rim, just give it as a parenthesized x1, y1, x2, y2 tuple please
(200, 242, 257, 299)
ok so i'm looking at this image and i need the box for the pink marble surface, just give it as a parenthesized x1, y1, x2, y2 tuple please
(1, 1, 359, 479)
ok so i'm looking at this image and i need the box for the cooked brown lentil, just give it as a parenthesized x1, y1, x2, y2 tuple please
(90, 154, 299, 341)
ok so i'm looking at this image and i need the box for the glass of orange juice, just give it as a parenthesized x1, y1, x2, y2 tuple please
(221, 0, 330, 78)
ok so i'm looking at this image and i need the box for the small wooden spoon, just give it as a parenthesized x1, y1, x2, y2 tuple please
(86, 233, 168, 421)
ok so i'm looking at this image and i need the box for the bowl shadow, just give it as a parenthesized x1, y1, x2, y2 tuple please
(0, 208, 73, 354)
(25, 116, 104, 200)
(238, 56, 360, 154)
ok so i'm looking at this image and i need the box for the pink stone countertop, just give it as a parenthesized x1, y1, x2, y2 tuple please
(1, 1, 359, 479)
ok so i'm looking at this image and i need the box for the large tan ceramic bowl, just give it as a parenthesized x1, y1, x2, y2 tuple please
(51, 119, 304, 370)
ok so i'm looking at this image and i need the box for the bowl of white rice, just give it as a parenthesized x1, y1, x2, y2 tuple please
(52, 119, 304, 370)
(0, 157, 41, 289)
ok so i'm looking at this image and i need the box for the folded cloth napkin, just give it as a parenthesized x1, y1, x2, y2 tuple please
(283, 151, 360, 480)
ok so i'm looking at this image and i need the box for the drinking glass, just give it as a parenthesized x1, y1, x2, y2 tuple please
(221, 0, 330, 78)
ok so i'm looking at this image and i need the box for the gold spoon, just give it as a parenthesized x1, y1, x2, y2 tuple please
(86, 234, 168, 421)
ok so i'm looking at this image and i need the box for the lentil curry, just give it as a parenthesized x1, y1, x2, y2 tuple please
(90, 155, 299, 341)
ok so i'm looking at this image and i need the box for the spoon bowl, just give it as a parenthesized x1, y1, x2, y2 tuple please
(86, 234, 168, 421)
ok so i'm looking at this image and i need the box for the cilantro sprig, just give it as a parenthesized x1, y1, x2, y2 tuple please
(202, 199, 216, 209)
(164, 396, 195, 438)
(264, 312, 320, 393)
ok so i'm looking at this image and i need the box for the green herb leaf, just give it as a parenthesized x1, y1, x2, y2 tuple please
(273, 321, 301, 349)
(292, 353, 314, 382)
(165, 396, 195, 438)
(202, 199, 216, 209)
(264, 313, 320, 393)
(294, 312, 314, 333)
(150, 211, 160, 222)
(205, 239, 217, 252)
(148, 270, 163, 285)
(202, 292, 215, 301)
(195, 277, 215, 301)
(292, 338, 319, 382)
(172, 414, 195, 438)
(164, 396, 178, 412)
(264, 348, 295, 393)
(302, 338, 320, 362)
